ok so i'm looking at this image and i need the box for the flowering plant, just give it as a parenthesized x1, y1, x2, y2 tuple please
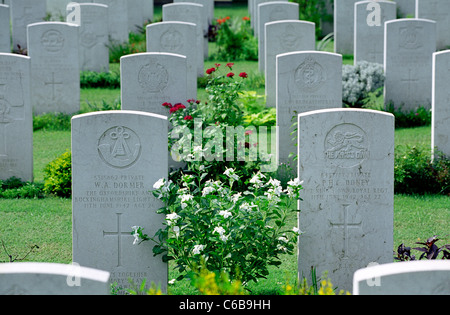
(165, 63, 275, 190)
(133, 169, 303, 285)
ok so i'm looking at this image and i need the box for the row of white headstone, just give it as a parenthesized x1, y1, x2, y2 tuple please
(250, 1, 449, 169)
(1, 105, 449, 295)
(0, 0, 155, 52)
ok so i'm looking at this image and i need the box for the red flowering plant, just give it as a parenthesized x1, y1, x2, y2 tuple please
(161, 64, 271, 190)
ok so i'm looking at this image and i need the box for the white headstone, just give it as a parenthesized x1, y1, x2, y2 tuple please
(265, 20, 315, 107)
(162, 2, 207, 66)
(257, 1, 299, 73)
(297, 108, 395, 293)
(174, 0, 213, 26)
(142, 0, 154, 23)
(0, 262, 110, 295)
(432, 50, 450, 157)
(0, 53, 33, 182)
(353, 261, 450, 295)
(128, 0, 144, 33)
(0, 5, 10, 52)
(72, 110, 168, 294)
(416, 0, 450, 51)
(354, 0, 396, 65)
(334, 0, 359, 55)
(47, 0, 72, 21)
(70, 3, 109, 73)
(395, 0, 415, 18)
(276, 51, 342, 171)
(10, 0, 46, 51)
(93, 0, 129, 44)
(27, 22, 80, 115)
(384, 19, 436, 112)
(146, 21, 198, 98)
(120, 52, 187, 117)
(252, 0, 288, 36)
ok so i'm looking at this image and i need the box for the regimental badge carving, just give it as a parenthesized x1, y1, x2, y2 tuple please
(160, 28, 183, 51)
(280, 25, 302, 51)
(399, 26, 423, 50)
(98, 126, 141, 169)
(41, 30, 65, 53)
(138, 62, 169, 93)
(324, 123, 369, 168)
(294, 57, 326, 93)
(80, 30, 97, 48)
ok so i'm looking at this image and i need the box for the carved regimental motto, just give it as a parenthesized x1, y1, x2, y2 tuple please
(294, 57, 326, 93)
(324, 123, 369, 168)
(98, 126, 141, 169)
(41, 29, 65, 53)
(138, 62, 169, 93)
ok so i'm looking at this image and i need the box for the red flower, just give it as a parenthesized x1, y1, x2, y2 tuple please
(227, 72, 235, 78)
(162, 102, 172, 108)
(206, 67, 216, 75)
(239, 72, 248, 78)
(184, 115, 193, 120)
(215, 63, 221, 68)
(169, 103, 186, 114)
(226, 62, 234, 69)
(243, 16, 250, 21)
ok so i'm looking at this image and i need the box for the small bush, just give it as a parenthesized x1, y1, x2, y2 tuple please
(80, 70, 121, 89)
(342, 61, 385, 108)
(43, 151, 72, 198)
(385, 105, 431, 128)
(0, 177, 45, 199)
(212, 17, 257, 61)
(33, 113, 72, 131)
(395, 146, 450, 195)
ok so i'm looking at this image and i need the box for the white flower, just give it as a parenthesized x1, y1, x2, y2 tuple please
(268, 178, 281, 188)
(239, 202, 257, 211)
(131, 226, 141, 245)
(278, 236, 289, 243)
(292, 227, 303, 234)
(231, 192, 242, 203)
(180, 194, 193, 203)
(166, 213, 180, 226)
(288, 178, 304, 187)
(213, 226, 226, 236)
(192, 244, 205, 255)
(219, 210, 232, 219)
(173, 226, 180, 237)
(153, 178, 165, 189)
(202, 186, 215, 197)
(169, 279, 176, 285)
(220, 234, 229, 242)
(224, 167, 240, 181)
(250, 172, 265, 188)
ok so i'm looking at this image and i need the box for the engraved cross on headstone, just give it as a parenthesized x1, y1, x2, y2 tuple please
(103, 213, 132, 267)
(44, 72, 63, 101)
(330, 203, 362, 259)
(401, 68, 419, 104)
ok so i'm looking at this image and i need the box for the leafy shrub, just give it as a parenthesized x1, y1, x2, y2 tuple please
(33, 113, 72, 131)
(133, 172, 303, 285)
(212, 17, 257, 61)
(289, 0, 330, 38)
(43, 151, 72, 198)
(0, 177, 44, 199)
(385, 105, 431, 128)
(342, 61, 385, 108)
(394, 146, 450, 195)
(80, 70, 121, 89)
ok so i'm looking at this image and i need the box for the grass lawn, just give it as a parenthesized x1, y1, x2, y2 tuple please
(0, 3, 448, 295)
